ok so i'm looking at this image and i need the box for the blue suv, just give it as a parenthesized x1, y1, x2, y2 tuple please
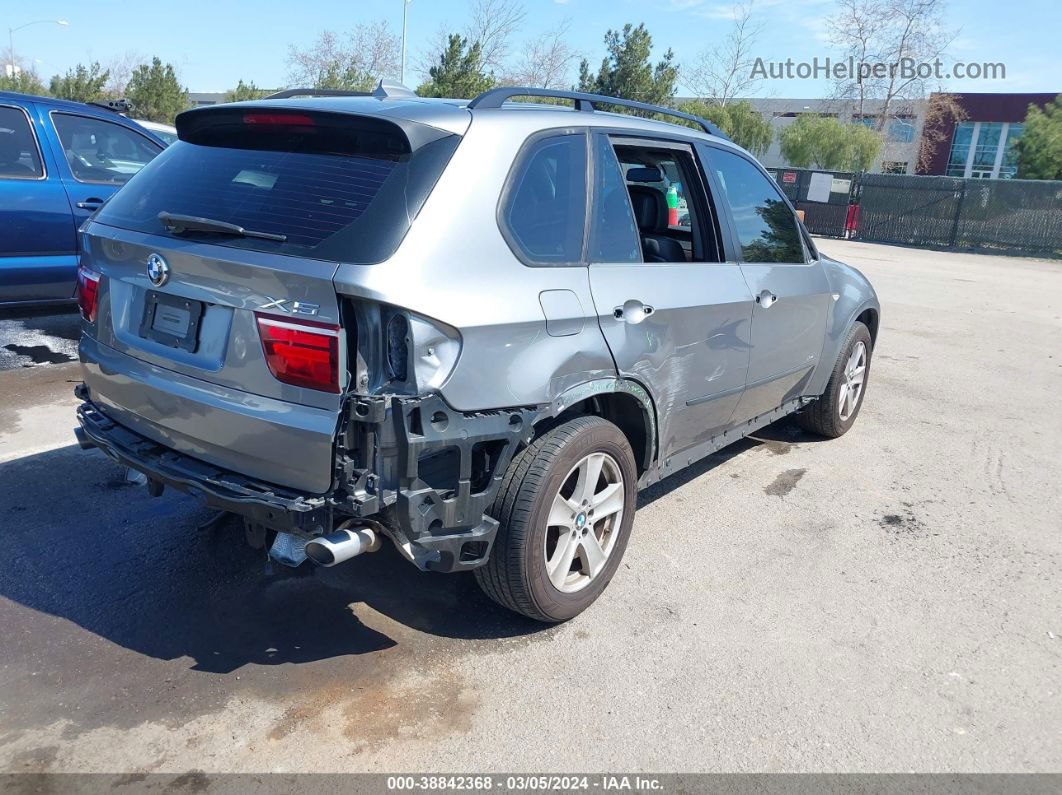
(0, 92, 166, 307)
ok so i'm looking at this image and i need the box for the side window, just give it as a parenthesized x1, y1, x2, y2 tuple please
(708, 148, 804, 263)
(52, 113, 161, 185)
(503, 133, 586, 265)
(610, 142, 720, 263)
(0, 106, 44, 179)
(589, 134, 640, 263)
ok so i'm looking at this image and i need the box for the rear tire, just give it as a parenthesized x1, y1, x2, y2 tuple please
(798, 320, 873, 438)
(475, 416, 638, 623)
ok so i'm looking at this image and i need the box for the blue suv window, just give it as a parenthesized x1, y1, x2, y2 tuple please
(52, 113, 160, 184)
(503, 133, 587, 265)
(0, 106, 44, 179)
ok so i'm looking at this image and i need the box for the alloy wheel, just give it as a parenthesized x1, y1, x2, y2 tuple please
(543, 452, 625, 593)
(838, 340, 867, 421)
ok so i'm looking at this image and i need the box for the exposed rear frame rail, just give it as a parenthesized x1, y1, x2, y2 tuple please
(468, 86, 730, 140)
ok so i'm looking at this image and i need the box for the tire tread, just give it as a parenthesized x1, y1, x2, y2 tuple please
(475, 416, 622, 621)
(798, 321, 872, 438)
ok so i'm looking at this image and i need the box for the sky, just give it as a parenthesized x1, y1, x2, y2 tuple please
(8, 0, 1061, 97)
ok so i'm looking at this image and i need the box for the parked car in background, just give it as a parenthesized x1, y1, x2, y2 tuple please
(73, 84, 879, 622)
(0, 92, 166, 307)
(133, 120, 178, 146)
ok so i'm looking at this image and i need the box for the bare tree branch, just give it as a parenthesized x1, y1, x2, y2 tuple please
(466, 0, 527, 73)
(828, 0, 957, 128)
(685, 1, 764, 105)
(286, 21, 400, 91)
(917, 89, 966, 172)
(501, 18, 577, 88)
(103, 51, 147, 97)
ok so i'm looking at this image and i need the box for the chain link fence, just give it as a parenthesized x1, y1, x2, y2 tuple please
(858, 174, 1062, 256)
(768, 168, 1062, 258)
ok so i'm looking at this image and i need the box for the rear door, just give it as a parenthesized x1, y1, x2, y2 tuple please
(0, 101, 77, 303)
(79, 106, 460, 492)
(701, 144, 831, 422)
(43, 108, 162, 225)
(587, 132, 754, 465)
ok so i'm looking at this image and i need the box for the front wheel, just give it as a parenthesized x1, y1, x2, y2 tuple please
(474, 416, 638, 623)
(798, 320, 873, 438)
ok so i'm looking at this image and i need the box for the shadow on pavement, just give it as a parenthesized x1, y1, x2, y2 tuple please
(0, 444, 546, 676)
(0, 417, 813, 674)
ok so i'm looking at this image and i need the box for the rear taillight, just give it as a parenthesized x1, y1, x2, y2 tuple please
(243, 113, 316, 127)
(255, 313, 340, 393)
(76, 264, 101, 322)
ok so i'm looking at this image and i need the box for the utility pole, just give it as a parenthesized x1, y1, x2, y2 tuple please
(401, 0, 413, 86)
(6, 19, 68, 76)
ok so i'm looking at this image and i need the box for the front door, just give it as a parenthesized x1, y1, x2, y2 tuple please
(0, 103, 76, 303)
(587, 132, 754, 466)
(701, 145, 831, 422)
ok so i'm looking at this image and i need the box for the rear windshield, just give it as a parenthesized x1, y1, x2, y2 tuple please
(95, 110, 459, 263)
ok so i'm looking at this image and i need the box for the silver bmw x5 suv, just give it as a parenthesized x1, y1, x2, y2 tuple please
(74, 82, 880, 622)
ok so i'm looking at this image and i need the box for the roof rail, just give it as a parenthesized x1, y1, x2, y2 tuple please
(467, 87, 729, 140)
(265, 80, 417, 101)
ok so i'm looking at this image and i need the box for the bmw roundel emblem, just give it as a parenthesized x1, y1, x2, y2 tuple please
(146, 253, 170, 287)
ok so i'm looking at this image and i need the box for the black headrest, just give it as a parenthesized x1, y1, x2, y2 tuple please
(627, 185, 668, 233)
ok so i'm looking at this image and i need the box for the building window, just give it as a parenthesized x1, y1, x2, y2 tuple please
(945, 122, 975, 177)
(887, 118, 915, 143)
(972, 122, 1003, 172)
(881, 161, 908, 174)
(1000, 123, 1024, 179)
(944, 121, 1018, 179)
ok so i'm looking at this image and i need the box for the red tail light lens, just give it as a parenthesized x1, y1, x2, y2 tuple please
(243, 113, 316, 127)
(76, 264, 101, 322)
(255, 313, 340, 393)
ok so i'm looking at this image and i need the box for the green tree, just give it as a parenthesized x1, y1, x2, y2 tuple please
(125, 57, 188, 123)
(0, 62, 48, 95)
(577, 23, 677, 109)
(678, 99, 772, 156)
(779, 114, 882, 172)
(225, 79, 269, 103)
(49, 62, 109, 103)
(1015, 95, 1062, 180)
(416, 34, 495, 99)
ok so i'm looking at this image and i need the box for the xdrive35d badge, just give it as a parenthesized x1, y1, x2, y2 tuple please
(73, 82, 880, 623)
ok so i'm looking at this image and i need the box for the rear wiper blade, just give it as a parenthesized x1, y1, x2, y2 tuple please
(158, 211, 287, 242)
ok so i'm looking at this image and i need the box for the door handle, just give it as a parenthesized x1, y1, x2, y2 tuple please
(756, 290, 778, 309)
(76, 198, 105, 210)
(613, 299, 655, 324)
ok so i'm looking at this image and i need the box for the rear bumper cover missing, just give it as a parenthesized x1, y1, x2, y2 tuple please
(75, 384, 538, 573)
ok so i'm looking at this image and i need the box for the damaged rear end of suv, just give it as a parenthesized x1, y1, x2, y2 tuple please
(74, 91, 533, 570)
(75, 85, 879, 623)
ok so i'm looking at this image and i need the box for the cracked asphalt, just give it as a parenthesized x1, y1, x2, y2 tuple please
(0, 240, 1059, 774)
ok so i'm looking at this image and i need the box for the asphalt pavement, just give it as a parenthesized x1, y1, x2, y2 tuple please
(0, 240, 1059, 775)
(0, 307, 79, 373)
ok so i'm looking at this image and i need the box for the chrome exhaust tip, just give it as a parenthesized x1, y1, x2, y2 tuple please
(304, 524, 382, 567)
